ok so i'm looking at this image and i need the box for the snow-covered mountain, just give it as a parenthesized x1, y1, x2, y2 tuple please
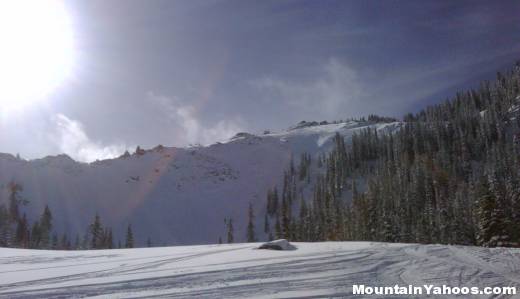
(0, 120, 402, 245)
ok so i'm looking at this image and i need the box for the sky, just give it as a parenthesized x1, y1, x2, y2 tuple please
(0, 0, 519, 162)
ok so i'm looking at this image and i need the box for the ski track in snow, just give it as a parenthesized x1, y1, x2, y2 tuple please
(0, 242, 519, 298)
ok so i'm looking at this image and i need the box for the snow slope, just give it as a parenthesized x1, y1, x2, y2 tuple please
(0, 242, 518, 298)
(0, 121, 402, 245)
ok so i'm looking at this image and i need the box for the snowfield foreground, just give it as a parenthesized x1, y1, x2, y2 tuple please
(0, 242, 519, 298)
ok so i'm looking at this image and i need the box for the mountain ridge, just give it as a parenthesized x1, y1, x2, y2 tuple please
(0, 119, 402, 246)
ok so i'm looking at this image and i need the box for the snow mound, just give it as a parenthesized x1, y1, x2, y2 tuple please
(258, 239, 296, 250)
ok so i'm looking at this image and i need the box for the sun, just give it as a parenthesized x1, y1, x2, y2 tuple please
(0, 0, 75, 111)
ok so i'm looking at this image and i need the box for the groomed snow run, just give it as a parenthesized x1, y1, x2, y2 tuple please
(0, 242, 519, 298)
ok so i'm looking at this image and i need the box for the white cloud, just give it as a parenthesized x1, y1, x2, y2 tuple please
(51, 114, 128, 162)
(147, 92, 244, 146)
(251, 58, 364, 120)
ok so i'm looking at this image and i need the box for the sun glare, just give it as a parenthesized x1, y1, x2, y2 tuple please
(0, 0, 75, 111)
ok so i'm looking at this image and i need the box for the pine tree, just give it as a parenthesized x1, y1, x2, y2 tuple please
(89, 213, 103, 249)
(7, 181, 22, 223)
(246, 203, 256, 242)
(281, 192, 290, 239)
(487, 173, 513, 246)
(263, 214, 270, 234)
(226, 218, 234, 244)
(508, 181, 520, 243)
(4, 182, 23, 246)
(476, 177, 511, 247)
(105, 228, 114, 249)
(0, 205, 9, 246)
(39, 205, 53, 249)
(125, 224, 134, 248)
(51, 233, 58, 249)
(274, 214, 282, 239)
(15, 213, 29, 248)
(30, 221, 41, 249)
(298, 198, 309, 241)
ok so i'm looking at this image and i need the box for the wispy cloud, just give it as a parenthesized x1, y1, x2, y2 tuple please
(147, 92, 244, 146)
(251, 58, 364, 120)
(51, 114, 129, 162)
(250, 51, 520, 122)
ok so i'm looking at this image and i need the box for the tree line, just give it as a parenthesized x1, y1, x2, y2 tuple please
(258, 61, 520, 247)
(0, 182, 138, 250)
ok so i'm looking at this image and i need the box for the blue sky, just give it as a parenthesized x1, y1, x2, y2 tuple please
(1, 0, 519, 161)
